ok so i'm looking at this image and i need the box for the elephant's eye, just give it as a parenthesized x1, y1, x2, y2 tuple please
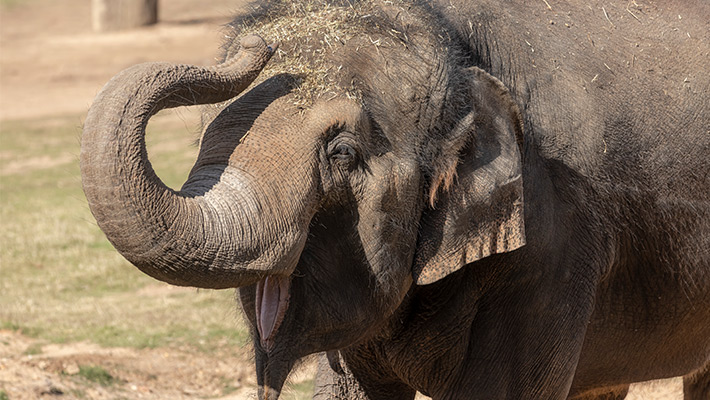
(332, 143, 355, 160)
(327, 134, 359, 167)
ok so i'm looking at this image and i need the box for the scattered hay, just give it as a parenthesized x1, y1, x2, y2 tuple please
(224, 0, 407, 106)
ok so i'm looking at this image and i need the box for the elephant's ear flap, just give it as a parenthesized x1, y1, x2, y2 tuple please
(413, 67, 526, 285)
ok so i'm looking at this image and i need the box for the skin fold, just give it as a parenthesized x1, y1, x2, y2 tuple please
(81, 1, 710, 399)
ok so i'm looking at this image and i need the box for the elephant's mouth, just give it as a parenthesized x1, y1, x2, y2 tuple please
(255, 275, 291, 351)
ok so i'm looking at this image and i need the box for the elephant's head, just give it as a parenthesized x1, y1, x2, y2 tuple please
(81, 1, 525, 398)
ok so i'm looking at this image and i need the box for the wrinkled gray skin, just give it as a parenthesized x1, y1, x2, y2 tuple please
(80, 0, 710, 399)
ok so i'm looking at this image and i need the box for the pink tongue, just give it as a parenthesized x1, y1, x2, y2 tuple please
(256, 276, 290, 350)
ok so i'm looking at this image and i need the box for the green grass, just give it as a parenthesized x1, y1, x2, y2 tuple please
(23, 342, 45, 355)
(0, 390, 8, 400)
(76, 365, 115, 386)
(284, 380, 316, 399)
(0, 109, 250, 351)
(0, 0, 32, 9)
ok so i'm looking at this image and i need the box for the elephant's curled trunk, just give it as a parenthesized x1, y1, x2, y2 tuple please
(80, 35, 279, 289)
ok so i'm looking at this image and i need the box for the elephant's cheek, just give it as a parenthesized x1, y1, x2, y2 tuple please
(255, 275, 291, 352)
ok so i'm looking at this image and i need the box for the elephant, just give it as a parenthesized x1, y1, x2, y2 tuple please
(80, 0, 710, 399)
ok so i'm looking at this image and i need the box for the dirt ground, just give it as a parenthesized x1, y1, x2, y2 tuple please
(0, 0, 248, 120)
(0, 329, 259, 400)
(0, 327, 685, 399)
(0, 0, 685, 399)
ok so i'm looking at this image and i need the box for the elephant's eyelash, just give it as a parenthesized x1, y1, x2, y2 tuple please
(324, 123, 349, 142)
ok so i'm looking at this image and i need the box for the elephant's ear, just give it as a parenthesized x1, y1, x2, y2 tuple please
(413, 67, 525, 285)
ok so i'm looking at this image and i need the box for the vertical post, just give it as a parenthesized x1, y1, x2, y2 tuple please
(92, 0, 158, 32)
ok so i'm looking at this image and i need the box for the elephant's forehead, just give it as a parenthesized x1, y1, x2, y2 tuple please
(305, 99, 367, 134)
(241, 97, 365, 138)
(244, 96, 305, 133)
(224, 0, 402, 106)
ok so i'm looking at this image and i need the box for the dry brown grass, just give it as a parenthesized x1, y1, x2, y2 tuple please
(224, 0, 410, 106)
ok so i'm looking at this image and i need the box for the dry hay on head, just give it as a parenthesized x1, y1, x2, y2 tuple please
(223, 0, 411, 106)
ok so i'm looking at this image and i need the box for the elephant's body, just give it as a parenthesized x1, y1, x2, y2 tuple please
(316, 1, 710, 398)
(81, 0, 709, 399)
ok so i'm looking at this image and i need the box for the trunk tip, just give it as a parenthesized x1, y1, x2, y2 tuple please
(240, 34, 279, 57)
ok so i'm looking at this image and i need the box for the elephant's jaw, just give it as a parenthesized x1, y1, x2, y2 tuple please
(256, 275, 291, 351)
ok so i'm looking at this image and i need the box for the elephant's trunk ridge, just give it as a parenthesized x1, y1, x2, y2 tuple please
(80, 35, 281, 289)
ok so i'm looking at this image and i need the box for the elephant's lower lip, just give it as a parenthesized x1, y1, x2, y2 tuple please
(255, 275, 291, 351)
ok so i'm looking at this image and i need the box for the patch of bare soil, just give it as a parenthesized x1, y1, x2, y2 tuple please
(627, 378, 683, 400)
(0, 330, 258, 399)
(0, 0, 252, 121)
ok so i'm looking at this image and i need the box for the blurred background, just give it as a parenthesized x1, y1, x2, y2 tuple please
(0, 0, 683, 399)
